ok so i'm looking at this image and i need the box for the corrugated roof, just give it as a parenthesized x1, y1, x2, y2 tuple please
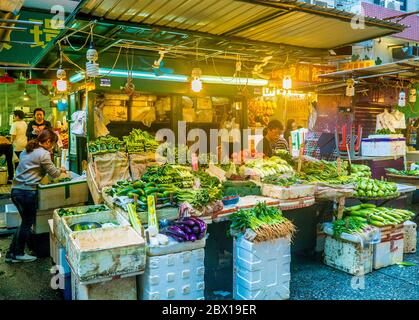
(318, 57, 419, 80)
(79, 0, 405, 49)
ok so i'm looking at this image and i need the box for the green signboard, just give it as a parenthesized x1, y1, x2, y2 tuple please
(0, 10, 61, 65)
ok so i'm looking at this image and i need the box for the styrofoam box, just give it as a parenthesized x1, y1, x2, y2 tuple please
(261, 183, 315, 200)
(53, 204, 112, 247)
(37, 172, 89, 210)
(233, 235, 291, 300)
(5, 204, 21, 229)
(62, 210, 128, 252)
(403, 221, 417, 254)
(49, 219, 58, 264)
(67, 226, 146, 283)
(140, 241, 206, 300)
(324, 236, 373, 275)
(71, 272, 137, 300)
(373, 224, 404, 270)
(361, 138, 406, 157)
(33, 209, 55, 234)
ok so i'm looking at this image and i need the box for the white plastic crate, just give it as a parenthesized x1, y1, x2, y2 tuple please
(403, 221, 416, 254)
(324, 236, 373, 275)
(140, 240, 206, 300)
(38, 172, 89, 210)
(373, 224, 404, 270)
(5, 204, 21, 229)
(233, 235, 291, 300)
(71, 272, 137, 300)
(361, 137, 406, 157)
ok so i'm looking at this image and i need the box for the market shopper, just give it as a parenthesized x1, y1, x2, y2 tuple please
(256, 120, 283, 157)
(284, 119, 297, 142)
(26, 108, 52, 141)
(0, 135, 15, 184)
(5, 129, 66, 263)
(10, 110, 28, 168)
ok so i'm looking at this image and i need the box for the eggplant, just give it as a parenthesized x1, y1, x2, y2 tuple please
(167, 225, 188, 239)
(189, 234, 197, 242)
(181, 225, 193, 235)
(189, 217, 207, 233)
(180, 218, 197, 227)
(192, 226, 200, 234)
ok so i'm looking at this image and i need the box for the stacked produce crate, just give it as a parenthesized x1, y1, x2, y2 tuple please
(50, 204, 146, 300)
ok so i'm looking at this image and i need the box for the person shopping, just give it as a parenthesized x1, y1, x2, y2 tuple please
(10, 110, 28, 168)
(5, 129, 66, 263)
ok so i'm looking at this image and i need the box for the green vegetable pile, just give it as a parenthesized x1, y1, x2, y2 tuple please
(88, 136, 125, 154)
(229, 202, 296, 243)
(344, 204, 415, 227)
(332, 217, 368, 238)
(273, 149, 295, 166)
(193, 170, 221, 188)
(297, 160, 349, 181)
(386, 168, 419, 177)
(123, 129, 159, 154)
(261, 175, 301, 187)
(354, 178, 398, 199)
(48, 177, 72, 184)
(241, 156, 294, 178)
(57, 205, 109, 217)
(177, 187, 223, 209)
(376, 128, 395, 135)
(350, 164, 371, 178)
(141, 164, 194, 188)
(222, 180, 261, 197)
(106, 178, 180, 209)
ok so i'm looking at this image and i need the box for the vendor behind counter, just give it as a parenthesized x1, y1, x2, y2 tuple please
(256, 120, 289, 158)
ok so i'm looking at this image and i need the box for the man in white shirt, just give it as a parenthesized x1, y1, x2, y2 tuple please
(10, 110, 28, 167)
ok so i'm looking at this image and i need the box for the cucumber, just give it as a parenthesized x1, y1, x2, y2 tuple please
(347, 205, 362, 211)
(145, 182, 156, 188)
(350, 211, 368, 218)
(370, 220, 385, 227)
(116, 187, 134, 196)
(144, 187, 159, 195)
(361, 204, 376, 209)
(352, 216, 368, 223)
(370, 214, 385, 222)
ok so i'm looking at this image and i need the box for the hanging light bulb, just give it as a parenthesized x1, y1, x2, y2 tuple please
(56, 66, 67, 92)
(86, 43, 99, 78)
(283, 76, 292, 90)
(22, 89, 30, 101)
(191, 68, 202, 93)
(398, 89, 406, 107)
(346, 78, 355, 97)
(409, 88, 417, 103)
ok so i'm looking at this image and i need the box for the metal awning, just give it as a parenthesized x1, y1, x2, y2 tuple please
(79, 0, 405, 49)
(318, 58, 419, 81)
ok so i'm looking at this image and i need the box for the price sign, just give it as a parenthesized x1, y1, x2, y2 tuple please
(147, 195, 159, 232)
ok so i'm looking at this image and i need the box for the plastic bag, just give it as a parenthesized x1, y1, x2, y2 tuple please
(70, 111, 86, 136)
